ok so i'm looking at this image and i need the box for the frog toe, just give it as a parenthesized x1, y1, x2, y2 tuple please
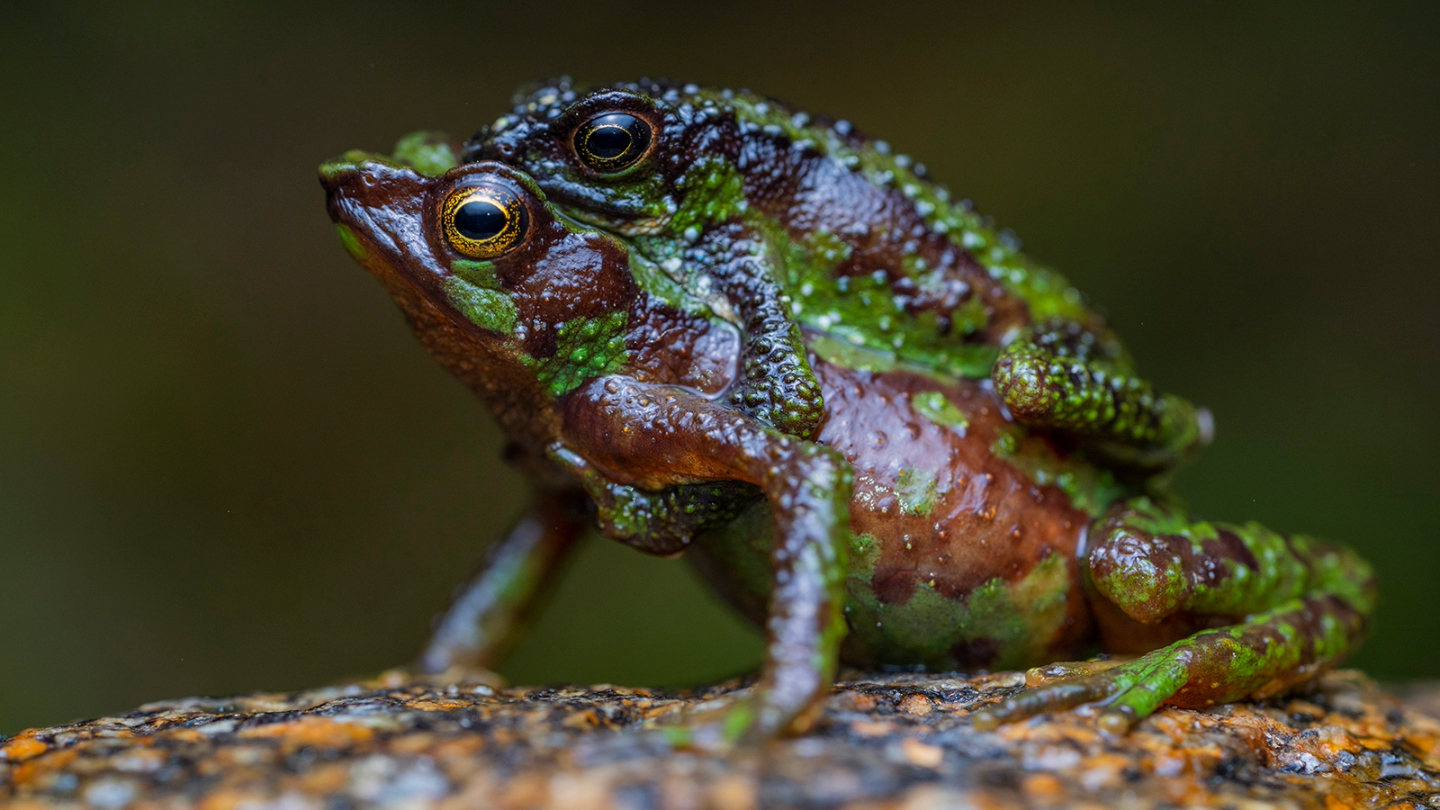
(644, 694, 763, 752)
(970, 669, 1124, 731)
(970, 652, 1186, 734)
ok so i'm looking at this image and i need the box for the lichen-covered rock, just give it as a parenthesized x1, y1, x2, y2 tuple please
(2, 669, 1438, 809)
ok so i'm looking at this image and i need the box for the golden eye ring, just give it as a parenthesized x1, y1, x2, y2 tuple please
(573, 112, 654, 173)
(441, 183, 528, 258)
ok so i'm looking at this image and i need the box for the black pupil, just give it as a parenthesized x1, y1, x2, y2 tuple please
(454, 200, 507, 241)
(587, 115, 639, 159)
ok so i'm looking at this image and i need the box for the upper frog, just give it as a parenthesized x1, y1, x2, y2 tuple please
(464, 78, 1209, 469)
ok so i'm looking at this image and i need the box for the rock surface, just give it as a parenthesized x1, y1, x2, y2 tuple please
(2, 669, 1438, 809)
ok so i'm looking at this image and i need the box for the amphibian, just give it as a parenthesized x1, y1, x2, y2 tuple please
(320, 85, 1374, 746)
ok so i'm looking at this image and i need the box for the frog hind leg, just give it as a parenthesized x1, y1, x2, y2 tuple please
(992, 322, 1212, 471)
(417, 489, 589, 675)
(972, 497, 1376, 735)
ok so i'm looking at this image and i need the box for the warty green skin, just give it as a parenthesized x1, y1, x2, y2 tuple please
(324, 90, 1377, 744)
(467, 78, 1210, 470)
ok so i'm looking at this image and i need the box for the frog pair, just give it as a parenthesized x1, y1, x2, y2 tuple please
(320, 78, 1374, 747)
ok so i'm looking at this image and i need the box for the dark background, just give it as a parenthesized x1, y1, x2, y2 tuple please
(2, 1, 1436, 735)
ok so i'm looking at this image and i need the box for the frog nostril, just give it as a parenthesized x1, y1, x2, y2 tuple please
(318, 155, 418, 201)
(318, 154, 386, 194)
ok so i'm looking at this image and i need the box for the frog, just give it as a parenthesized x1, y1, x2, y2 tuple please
(320, 89, 1375, 746)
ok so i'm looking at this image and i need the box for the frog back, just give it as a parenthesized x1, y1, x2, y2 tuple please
(713, 87, 1116, 379)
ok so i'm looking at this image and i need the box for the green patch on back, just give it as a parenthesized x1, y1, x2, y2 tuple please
(911, 391, 969, 433)
(849, 533, 882, 571)
(712, 87, 1094, 328)
(669, 156, 746, 237)
(444, 275, 516, 336)
(844, 551, 1072, 671)
(990, 426, 1128, 518)
(755, 217, 1001, 378)
(392, 131, 457, 177)
(627, 251, 716, 319)
(895, 468, 939, 516)
(523, 310, 630, 396)
(949, 297, 989, 337)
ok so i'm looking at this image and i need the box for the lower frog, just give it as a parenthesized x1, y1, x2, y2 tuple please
(319, 138, 1374, 747)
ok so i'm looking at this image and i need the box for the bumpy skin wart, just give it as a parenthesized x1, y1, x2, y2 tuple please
(322, 84, 1376, 744)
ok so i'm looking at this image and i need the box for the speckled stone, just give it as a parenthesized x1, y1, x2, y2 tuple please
(2, 669, 1438, 809)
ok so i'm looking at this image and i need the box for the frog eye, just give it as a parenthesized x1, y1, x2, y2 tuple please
(441, 183, 528, 258)
(573, 112, 654, 173)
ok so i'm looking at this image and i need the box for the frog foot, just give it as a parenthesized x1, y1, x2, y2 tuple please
(970, 651, 1187, 737)
(644, 692, 763, 752)
(973, 597, 1364, 737)
(1022, 656, 1133, 685)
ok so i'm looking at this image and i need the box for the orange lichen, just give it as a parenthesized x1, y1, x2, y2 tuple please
(0, 670, 1434, 809)
(0, 737, 46, 763)
(235, 718, 375, 750)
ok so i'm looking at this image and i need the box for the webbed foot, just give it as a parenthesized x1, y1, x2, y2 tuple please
(972, 593, 1369, 736)
(646, 693, 769, 752)
(971, 651, 1188, 737)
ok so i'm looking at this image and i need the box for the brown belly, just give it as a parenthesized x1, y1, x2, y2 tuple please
(690, 351, 1105, 671)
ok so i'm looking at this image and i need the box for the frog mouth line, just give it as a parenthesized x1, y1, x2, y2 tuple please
(570, 207, 670, 237)
(535, 186, 671, 237)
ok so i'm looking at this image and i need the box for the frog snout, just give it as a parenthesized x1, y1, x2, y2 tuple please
(320, 152, 372, 191)
(319, 152, 422, 208)
(319, 162, 375, 232)
(319, 154, 426, 242)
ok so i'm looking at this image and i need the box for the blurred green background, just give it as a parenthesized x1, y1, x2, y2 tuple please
(2, 0, 1437, 735)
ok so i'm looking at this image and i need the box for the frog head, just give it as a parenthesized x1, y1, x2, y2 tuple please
(319, 148, 645, 448)
(463, 78, 760, 241)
